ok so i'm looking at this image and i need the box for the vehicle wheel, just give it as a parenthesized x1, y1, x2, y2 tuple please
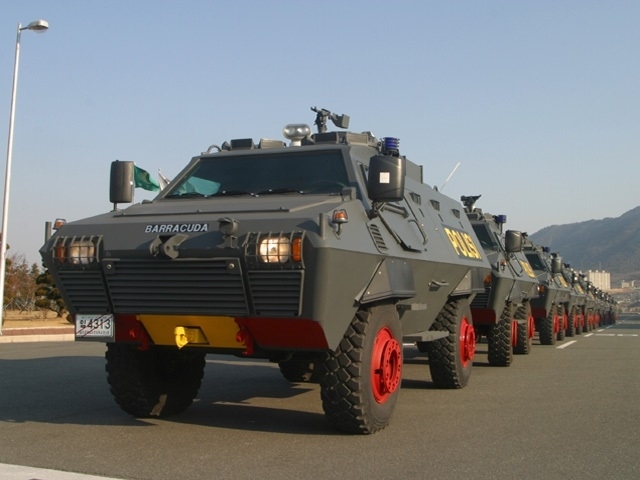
(106, 344, 206, 417)
(566, 307, 576, 337)
(556, 305, 566, 341)
(538, 310, 557, 346)
(513, 303, 533, 355)
(278, 353, 319, 383)
(575, 310, 584, 334)
(319, 304, 402, 434)
(425, 297, 474, 388)
(487, 303, 513, 366)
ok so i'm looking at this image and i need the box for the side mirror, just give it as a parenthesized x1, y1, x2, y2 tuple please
(505, 230, 523, 253)
(367, 155, 405, 202)
(110, 160, 134, 204)
(551, 256, 563, 274)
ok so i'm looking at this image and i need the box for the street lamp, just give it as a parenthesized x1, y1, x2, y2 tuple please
(0, 19, 49, 333)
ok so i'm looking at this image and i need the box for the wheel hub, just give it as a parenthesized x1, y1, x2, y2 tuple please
(372, 327, 402, 403)
(459, 318, 476, 366)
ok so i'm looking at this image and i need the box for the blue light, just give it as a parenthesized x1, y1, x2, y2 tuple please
(495, 214, 507, 224)
(383, 137, 399, 154)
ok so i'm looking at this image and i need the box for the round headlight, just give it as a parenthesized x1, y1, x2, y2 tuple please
(259, 237, 290, 263)
(68, 240, 96, 265)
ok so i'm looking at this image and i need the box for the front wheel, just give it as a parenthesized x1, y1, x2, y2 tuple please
(106, 344, 206, 417)
(319, 304, 403, 434)
(425, 297, 474, 388)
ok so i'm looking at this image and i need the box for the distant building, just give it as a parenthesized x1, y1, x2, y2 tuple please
(621, 280, 636, 289)
(587, 270, 611, 290)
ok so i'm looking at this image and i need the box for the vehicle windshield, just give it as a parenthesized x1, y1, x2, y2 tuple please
(165, 150, 350, 198)
(472, 224, 497, 250)
(525, 252, 546, 271)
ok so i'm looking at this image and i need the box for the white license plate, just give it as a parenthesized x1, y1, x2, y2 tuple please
(75, 314, 114, 339)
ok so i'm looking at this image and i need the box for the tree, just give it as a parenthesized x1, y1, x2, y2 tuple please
(35, 266, 67, 318)
(3, 253, 40, 312)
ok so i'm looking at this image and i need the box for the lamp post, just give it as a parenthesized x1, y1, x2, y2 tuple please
(0, 20, 49, 333)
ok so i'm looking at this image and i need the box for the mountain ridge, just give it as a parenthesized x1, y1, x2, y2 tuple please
(529, 206, 640, 279)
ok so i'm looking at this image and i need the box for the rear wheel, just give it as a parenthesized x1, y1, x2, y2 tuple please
(106, 344, 206, 417)
(319, 304, 402, 434)
(487, 303, 514, 366)
(425, 297, 474, 388)
(514, 303, 534, 355)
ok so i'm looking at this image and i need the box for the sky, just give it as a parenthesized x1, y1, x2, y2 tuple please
(1, 1, 639, 266)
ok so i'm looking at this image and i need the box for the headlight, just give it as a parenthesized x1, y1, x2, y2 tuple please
(68, 240, 96, 265)
(258, 235, 302, 264)
(53, 237, 99, 265)
(259, 237, 291, 263)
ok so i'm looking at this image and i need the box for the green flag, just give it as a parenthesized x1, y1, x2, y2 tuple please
(133, 165, 160, 191)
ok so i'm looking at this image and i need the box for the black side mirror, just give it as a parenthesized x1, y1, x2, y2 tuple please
(505, 230, 523, 253)
(367, 155, 405, 202)
(110, 160, 134, 204)
(551, 256, 563, 274)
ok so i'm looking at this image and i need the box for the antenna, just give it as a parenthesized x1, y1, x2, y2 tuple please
(440, 162, 461, 191)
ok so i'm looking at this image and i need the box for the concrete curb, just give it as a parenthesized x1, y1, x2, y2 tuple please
(0, 326, 74, 343)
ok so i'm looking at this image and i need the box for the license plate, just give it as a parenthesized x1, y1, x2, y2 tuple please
(76, 314, 114, 339)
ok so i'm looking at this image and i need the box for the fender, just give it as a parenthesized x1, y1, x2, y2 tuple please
(358, 258, 416, 305)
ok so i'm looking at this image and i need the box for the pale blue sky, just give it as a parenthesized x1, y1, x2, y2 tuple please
(2, 1, 638, 266)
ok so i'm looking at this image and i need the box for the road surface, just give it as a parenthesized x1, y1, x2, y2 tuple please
(1, 314, 638, 479)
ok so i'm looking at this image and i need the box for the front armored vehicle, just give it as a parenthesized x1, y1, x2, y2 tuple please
(462, 195, 539, 366)
(41, 107, 490, 434)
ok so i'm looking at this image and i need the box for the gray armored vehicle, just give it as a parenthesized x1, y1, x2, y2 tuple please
(522, 239, 572, 345)
(562, 266, 588, 335)
(577, 275, 598, 332)
(40, 107, 491, 434)
(461, 196, 539, 366)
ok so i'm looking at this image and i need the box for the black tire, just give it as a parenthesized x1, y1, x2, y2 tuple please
(566, 307, 576, 337)
(106, 344, 206, 417)
(278, 353, 319, 383)
(513, 303, 533, 355)
(425, 297, 474, 388)
(487, 303, 513, 366)
(319, 304, 402, 434)
(538, 310, 556, 346)
(575, 308, 584, 334)
(556, 305, 566, 341)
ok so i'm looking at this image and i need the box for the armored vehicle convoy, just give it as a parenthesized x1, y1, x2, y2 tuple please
(521, 239, 571, 345)
(40, 107, 491, 434)
(461, 196, 539, 366)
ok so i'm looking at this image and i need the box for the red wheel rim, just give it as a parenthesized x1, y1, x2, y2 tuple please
(511, 320, 518, 347)
(459, 317, 475, 367)
(553, 314, 559, 334)
(371, 327, 402, 403)
(528, 315, 535, 339)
